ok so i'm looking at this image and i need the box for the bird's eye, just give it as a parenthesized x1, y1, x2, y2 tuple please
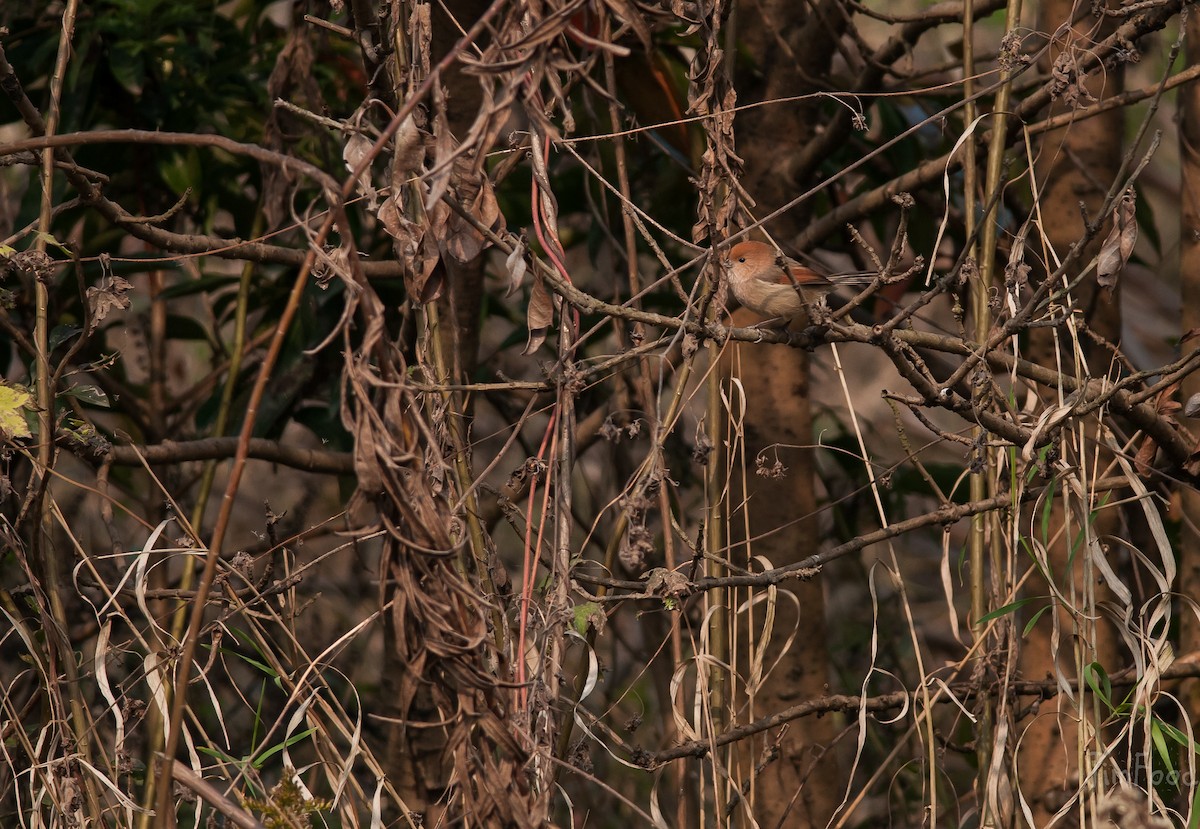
(737, 257, 746, 263)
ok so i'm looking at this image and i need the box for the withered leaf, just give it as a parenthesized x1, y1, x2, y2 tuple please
(443, 175, 504, 263)
(377, 193, 404, 239)
(1134, 435, 1157, 478)
(392, 114, 425, 182)
(1154, 381, 1180, 416)
(262, 29, 323, 230)
(407, 2, 431, 75)
(505, 240, 528, 297)
(523, 271, 553, 355)
(379, 196, 441, 303)
(85, 276, 133, 334)
(619, 524, 654, 575)
(642, 567, 689, 598)
(424, 108, 456, 214)
(602, 0, 652, 52)
(1097, 190, 1137, 291)
(343, 130, 378, 209)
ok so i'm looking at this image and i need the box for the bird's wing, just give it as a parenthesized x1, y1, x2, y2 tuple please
(775, 262, 826, 286)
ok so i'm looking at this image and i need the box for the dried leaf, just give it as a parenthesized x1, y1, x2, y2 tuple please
(523, 271, 553, 355)
(1134, 435, 1157, 477)
(643, 567, 689, 598)
(1188, 442, 1200, 477)
(408, 3, 432, 75)
(602, 0, 652, 52)
(424, 107, 456, 214)
(392, 114, 425, 182)
(1159, 399, 1182, 417)
(619, 524, 654, 574)
(343, 130, 378, 209)
(379, 195, 440, 303)
(262, 29, 324, 230)
(444, 175, 504, 263)
(1154, 381, 1181, 417)
(505, 241, 528, 297)
(1096, 190, 1137, 290)
(85, 276, 133, 334)
(377, 194, 404, 239)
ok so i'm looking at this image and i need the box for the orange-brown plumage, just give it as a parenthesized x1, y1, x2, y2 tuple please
(723, 241, 837, 320)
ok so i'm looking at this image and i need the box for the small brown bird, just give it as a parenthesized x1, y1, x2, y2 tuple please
(723, 240, 871, 321)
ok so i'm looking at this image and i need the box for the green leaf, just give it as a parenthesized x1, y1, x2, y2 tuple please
(975, 596, 1044, 626)
(1151, 719, 1174, 776)
(1083, 662, 1112, 709)
(107, 43, 146, 95)
(34, 232, 71, 257)
(49, 325, 82, 351)
(1157, 720, 1200, 754)
(252, 728, 317, 770)
(572, 601, 605, 636)
(1040, 480, 1056, 542)
(196, 745, 237, 765)
(60, 383, 110, 407)
(1022, 604, 1053, 638)
(163, 314, 215, 343)
(205, 645, 275, 678)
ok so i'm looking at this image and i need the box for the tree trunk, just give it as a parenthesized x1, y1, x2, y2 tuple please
(1020, 1, 1125, 822)
(729, 1, 848, 824)
(1177, 8, 1200, 726)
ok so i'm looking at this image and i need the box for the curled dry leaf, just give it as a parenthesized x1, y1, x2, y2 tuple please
(424, 106, 456, 214)
(505, 240, 528, 297)
(1004, 221, 1032, 304)
(343, 125, 378, 209)
(440, 169, 505, 263)
(85, 275, 133, 334)
(1188, 443, 1200, 477)
(378, 194, 441, 303)
(262, 28, 323, 230)
(1020, 391, 1081, 463)
(602, 0, 652, 52)
(1134, 435, 1158, 478)
(1097, 190, 1137, 291)
(1153, 379, 1183, 420)
(313, 244, 352, 290)
(642, 567, 689, 599)
(408, 1, 431, 76)
(393, 114, 425, 182)
(619, 524, 654, 575)
(523, 270, 554, 355)
(1184, 393, 1200, 418)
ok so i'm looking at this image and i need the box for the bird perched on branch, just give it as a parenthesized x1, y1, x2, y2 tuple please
(723, 240, 873, 322)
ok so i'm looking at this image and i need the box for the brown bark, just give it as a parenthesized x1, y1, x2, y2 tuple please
(1178, 10, 1200, 726)
(722, 329, 839, 828)
(432, 0, 492, 380)
(729, 1, 848, 824)
(1020, 2, 1125, 822)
